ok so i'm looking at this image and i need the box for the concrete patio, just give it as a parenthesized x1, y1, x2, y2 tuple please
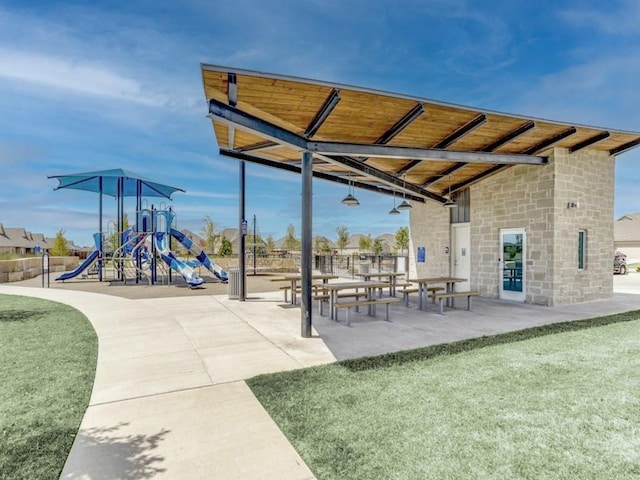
(1, 273, 639, 479)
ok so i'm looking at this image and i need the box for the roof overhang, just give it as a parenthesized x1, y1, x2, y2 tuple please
(202, 64, 640, 204)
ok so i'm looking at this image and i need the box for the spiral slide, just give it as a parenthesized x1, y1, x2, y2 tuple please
(169, 228, 228, 282)
(154, 232, 204, 287)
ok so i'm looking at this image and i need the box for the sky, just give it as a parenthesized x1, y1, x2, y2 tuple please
(1, 0, 639, 247)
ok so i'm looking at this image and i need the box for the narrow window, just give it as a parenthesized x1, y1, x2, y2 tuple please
(578, 230, 586, 270)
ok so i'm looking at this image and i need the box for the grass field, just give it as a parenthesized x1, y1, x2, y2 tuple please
(249, 311, 640, 480)
(0, 294, 97, 480)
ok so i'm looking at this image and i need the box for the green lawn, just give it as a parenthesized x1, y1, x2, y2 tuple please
(248, 311, 640, 480)
(0, 294, 98, 480)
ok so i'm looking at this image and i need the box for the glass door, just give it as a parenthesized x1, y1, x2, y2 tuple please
(499, 228, 525, 302)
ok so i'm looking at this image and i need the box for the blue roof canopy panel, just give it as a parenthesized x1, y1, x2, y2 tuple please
(48, 168, 185, 199)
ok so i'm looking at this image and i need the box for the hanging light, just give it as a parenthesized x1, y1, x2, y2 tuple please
(443, 174, 456, 208)
(389, 191, 400, 215)
(397, 174, 412, 210)
(341, 174, 360, 206)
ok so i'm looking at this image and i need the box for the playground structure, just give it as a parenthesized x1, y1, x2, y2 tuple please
(56, 206, 228, 288)
(50, 169, 228, 288)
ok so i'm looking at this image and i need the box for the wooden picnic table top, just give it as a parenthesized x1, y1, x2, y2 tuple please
(357, 272, 407, 278)
(409, 276, 467, 283)
(270, 274, 338, 282)
(322, 281, 387, 290)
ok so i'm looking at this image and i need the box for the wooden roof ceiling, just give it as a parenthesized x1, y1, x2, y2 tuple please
(201, 64, 640, 204)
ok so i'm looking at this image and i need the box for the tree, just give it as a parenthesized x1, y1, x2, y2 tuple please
(395, 226, 410, 255)
(372, 238, 384, 255)
(359, 234, 372, 253)
(335, 225, 349, 254)
(265, 235, 275, 254)
(107, 213, 129, 253)
(200, 215, 219, 255)
(284, 223, 300, 251)
(314, 236, 332, 254)
(218, 236, 232, 256)
(50, 229, 70, 256)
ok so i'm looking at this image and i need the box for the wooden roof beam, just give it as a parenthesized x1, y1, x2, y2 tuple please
(304, 88, 341, 138)
(432, 113, 487, 149)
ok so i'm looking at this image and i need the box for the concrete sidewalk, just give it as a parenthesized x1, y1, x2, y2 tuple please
(0, 286, 333, 480)
(1, 274, 639, 479)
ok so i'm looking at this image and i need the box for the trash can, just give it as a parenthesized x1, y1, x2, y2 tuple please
(228, 269, 241, 299)
(360, 262, 370, 275)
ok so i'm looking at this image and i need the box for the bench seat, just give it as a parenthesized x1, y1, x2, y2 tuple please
(433, 291, 479, 314)
(335, 297, 402, 326)
(398, 286, 444, 306)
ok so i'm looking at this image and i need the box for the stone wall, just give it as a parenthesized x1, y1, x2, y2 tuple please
(409, 147, 615, 306)
(0, 256, 79, 283)
(550, 148, 614, 304)
(408, 200, 451, 278)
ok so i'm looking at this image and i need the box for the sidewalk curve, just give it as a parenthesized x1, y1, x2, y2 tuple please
(0, 285, 334, 480)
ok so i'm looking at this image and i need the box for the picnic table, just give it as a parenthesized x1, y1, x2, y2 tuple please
(408, 277, 467, 310)
(322, 280, 388, 320)
(357, 271, 407, 296)
(270, 273, 338, 305)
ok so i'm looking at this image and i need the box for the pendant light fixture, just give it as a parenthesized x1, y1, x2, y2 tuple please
(443, 174, 456, 208)
(341, 174, 360, 206)
(397, 174, 412, 210)
(389, 191, 400, 215)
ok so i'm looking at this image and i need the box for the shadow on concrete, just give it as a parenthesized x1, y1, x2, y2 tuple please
(337, 308, 640, 372)
(63, 422, 168, 479)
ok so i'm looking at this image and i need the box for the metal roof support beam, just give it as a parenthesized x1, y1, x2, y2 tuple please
(523, 127, 577, 154)
(300, 150, 313, 338)
(237, 140, 279, 152)
(309, 141, 547, 165)
(433, 113, 487, 149)
(227, 73, 238, 149)
(482, 121, 536, 152)
(219, 149, 427, 203)
(421, 163, 467, 188)
(304, 88, 340, 138)
(208, 98, 308, 150)
(323, 154, 446, 203)
(569, 131, 610, 153)
(610, 137, 640, 156)
(375, 103, 424, 144)
(449, 165, 509, 194)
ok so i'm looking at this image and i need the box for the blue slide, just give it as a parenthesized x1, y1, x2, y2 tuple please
(154, 232, 204, 287)
(169, 228, 228, 282)
(56, 233, 102, 281)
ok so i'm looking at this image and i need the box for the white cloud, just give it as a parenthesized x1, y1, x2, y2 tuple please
(0, 48, 166, 106)
(560, 1, 640, 36)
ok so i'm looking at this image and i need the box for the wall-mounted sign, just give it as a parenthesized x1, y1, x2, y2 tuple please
(417, 247, 426, 263)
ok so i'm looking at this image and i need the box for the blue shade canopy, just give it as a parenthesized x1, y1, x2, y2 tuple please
(48, 168, 185, 199)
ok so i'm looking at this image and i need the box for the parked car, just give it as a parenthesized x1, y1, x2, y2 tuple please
(614, 251, 627, 275)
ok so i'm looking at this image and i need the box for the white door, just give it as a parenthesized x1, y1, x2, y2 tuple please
(499, 228, 526, 302)
(452, 223, 471, 290)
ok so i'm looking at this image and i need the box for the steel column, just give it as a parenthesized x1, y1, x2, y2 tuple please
(239, 160, 247, 301)
(98, 177, 103, 281)
(301, 150, 313, 338)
